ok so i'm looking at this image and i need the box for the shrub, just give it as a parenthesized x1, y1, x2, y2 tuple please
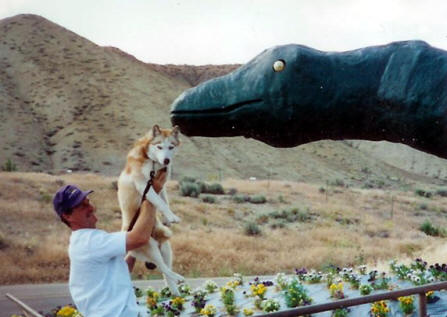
(226, 188, 237, 195)
(415, 189, 433, 198)
(202, 195, 216, 204)
(249, 195, 266, 204)
(233, 194, 249, 203)
(330, 179, 345, 187)
(244, 222, 262, 236)
(2, 159, 17, 172)
(270, 220, 287, 229)
(180, 176, 196, 184)
(195, 180, 207, 193)
(436, 189, 447, 197)
(419, 220, 446, 237)
(256, 214, 269, 224)
(180, 182, 200, 197)
(268, 208, 311, 223)
(203, 183, 225, 195)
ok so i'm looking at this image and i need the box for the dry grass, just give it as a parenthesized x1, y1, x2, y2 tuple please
(1, 172, 447, 285)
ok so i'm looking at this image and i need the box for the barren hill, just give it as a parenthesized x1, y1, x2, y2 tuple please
(1, 14, 447, 187)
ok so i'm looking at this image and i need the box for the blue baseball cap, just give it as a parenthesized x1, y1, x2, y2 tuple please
(53, 185, 93, 217)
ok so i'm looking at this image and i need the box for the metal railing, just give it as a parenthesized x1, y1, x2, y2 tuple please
(258, 281, 447, 317)
(5, 293, 45, 317)
(6, 281, 447, 317)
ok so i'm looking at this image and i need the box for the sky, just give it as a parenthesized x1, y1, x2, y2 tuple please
(1, 0, 447, 65)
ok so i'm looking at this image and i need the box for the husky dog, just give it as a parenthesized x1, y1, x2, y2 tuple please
(117, 124, 184, 295)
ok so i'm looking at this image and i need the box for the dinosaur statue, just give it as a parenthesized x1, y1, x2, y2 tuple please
(170, 41, 447, 159)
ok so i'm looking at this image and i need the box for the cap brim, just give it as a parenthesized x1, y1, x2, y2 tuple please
(70, 190, 93, 209)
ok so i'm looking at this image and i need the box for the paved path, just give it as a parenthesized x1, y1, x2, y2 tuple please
(0, 277, 247, 317)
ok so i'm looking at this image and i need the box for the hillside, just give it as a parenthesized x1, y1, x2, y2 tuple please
(2, 172, 447, 285)
(1, 14, 447, 187)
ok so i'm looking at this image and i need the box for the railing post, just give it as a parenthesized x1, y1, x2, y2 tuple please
(418, 292, 427, 317)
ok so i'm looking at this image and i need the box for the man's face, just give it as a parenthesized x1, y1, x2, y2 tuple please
(64, 198, 97, 229)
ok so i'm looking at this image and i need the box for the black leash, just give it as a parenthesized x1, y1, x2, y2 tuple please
(127, 162, 155, 232)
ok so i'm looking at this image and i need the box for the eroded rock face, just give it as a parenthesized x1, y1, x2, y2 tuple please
(1, 14, 447, 184)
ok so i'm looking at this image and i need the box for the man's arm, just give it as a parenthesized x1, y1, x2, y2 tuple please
(125, 169, 167, 253)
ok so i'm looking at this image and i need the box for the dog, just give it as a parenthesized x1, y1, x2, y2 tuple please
(117, 124, 184, 295)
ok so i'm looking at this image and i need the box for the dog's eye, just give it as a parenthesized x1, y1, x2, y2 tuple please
(157, 145, 162, 150)
(273, 60, 286, 72)
(168, 146, 174, 150)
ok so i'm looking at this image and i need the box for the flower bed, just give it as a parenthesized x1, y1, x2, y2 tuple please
(36, 258, 447, 317)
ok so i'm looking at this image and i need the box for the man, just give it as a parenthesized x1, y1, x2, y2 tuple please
(53, 170, 167, 317)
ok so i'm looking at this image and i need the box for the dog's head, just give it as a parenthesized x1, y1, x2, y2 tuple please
(147, 125, 180, 166)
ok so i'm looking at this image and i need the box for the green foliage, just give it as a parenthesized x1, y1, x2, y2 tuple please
(232, 194, 249, 203)
(180, 181, 200, 197)
(2, 158, 17, 172)
(180, 176, 197, 184)
(179, 177, 224, 197)
(39, 191, 52, 204)
(415, 188, 433, 198)
(244, 222, 262, 236)
(284, 278, 312, 308)
(330, 178, 345, 187)
(419, 220, 446, 237)
(249, 195, 266, 204)
(220, 287, 237, 315)
(436, 188, 447, 197)
(268, 208, 312, 223)
(332, 308, 349, 317)
(270, 220, 287, 229)
(134, 287, 143, 298)
(202, 195, 217, 203)
(359, 284, 373, 295)
(203, 183, 225, 195)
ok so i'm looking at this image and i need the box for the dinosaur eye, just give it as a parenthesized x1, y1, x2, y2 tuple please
(273, 60, 286, 72)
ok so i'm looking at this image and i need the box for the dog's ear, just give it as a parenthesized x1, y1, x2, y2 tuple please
(151, 124, 161, 137)
(172, 125, 180, 142)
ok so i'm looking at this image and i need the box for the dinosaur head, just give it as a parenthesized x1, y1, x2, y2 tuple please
(170, 44, 327, 147)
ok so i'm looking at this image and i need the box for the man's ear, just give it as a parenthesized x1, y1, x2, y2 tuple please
(61, 213, 72, 226)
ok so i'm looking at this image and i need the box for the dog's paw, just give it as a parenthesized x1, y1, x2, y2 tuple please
(163, 213, 181, 225)
(172, 273, 185, 284)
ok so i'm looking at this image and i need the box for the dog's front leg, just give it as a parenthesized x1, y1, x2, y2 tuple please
(133, 176, 179, 223)
(159, 187, 181, 225)
(146, 187, 180, 224)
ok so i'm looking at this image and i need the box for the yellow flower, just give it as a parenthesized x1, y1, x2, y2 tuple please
(226, 280, 240, 288)
(57, 306, 78, 317)
(243, 308, 254, 316)
(146, 297, 157, 308)
(172, 297, 185, 305)
(250, 283, 267, 297)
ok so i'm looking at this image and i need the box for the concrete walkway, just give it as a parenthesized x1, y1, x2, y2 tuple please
(0, 277, 252, 317)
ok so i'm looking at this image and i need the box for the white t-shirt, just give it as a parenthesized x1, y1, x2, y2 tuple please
(68, 229, 140, 317)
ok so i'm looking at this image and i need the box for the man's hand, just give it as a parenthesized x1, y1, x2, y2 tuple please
(152, 168, 168, 193)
